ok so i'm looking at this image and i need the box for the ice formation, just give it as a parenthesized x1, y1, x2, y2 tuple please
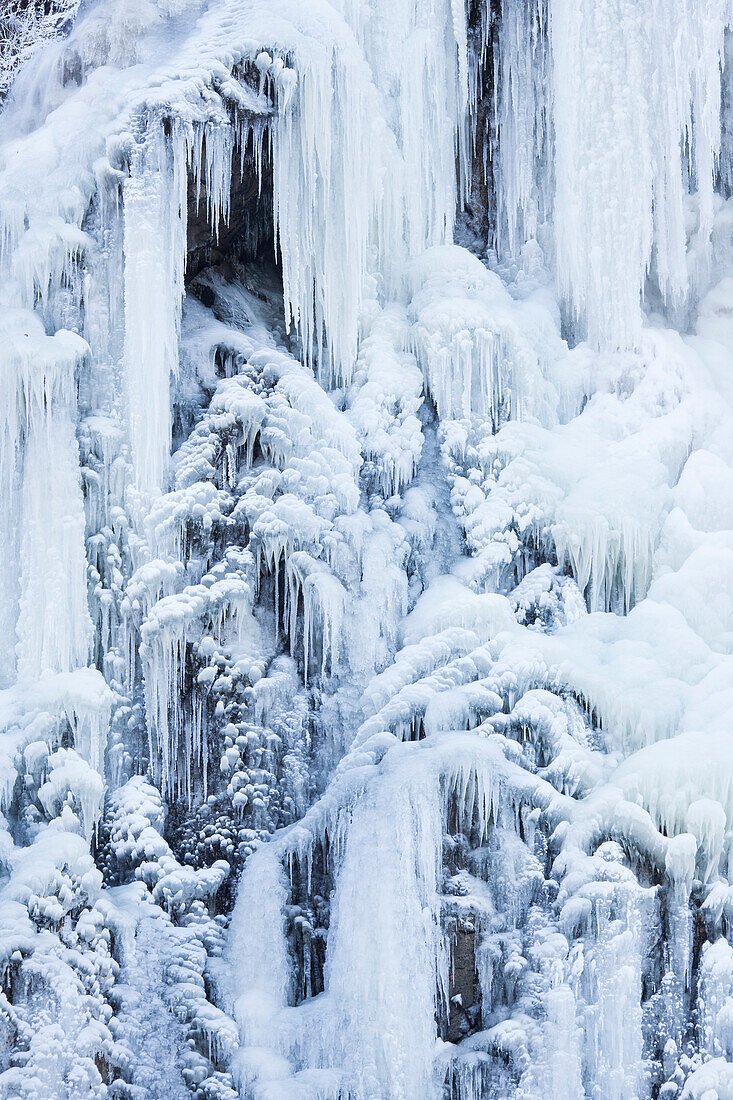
(1, 0, 733, 1097)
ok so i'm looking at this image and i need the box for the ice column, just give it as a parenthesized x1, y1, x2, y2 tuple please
(313, 762, 445, 1098)
(494, 0, 550, 258)
(582, 903, 645, 1100)
(269, 0, 474, 387)
(0, 318, 92, 683)
(16, 409, 93, 680)
(334, 0, 470, 254)
(123, 121, 187, 492)
(550, 0, 653, 348)
(549, 0, 730, 347)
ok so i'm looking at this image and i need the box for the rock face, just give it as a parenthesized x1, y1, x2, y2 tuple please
(446, 923, 479, 1044)
(186, 146, 274, 282)
(1, 0, 733, 1098)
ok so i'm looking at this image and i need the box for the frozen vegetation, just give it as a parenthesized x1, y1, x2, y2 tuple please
(1, 0, 733, 1097)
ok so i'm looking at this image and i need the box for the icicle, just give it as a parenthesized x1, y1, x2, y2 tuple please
(297, 757, 446, 1099)
(60, 667, 114, 778)
(227, 844, 292, 1081)
(16, 407, 93, 681)
(123, 119, 187, 493)
(0, 313, 90, 683)
(409, 245, 536, 427)
(581, 899, 645, 1100)
(699, 937, 733, 1061)
(550, 0, 653, 347)
(548, 0, 731, 347)
(38, 748, 105, 840)
(140, 568, 252, 796)
(270, 47, 386, 386)
(266, 0, 475, 386)
(285, 553, 346, 681)
(535, 984, 585, 1100)
(494, 0, 550, 258)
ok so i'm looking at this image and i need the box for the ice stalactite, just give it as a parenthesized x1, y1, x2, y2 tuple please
(267, 35, 389, 387)
(17, 408, 93, 680)
(332, 0, 473, 252)
(409, 245, 542, 427)
(493, 0, 733, 346)
(348, 303, 424, 498)
(123, 123, 187, 494)
(549, 0, 654, 348)
(123, 113, 237, 494)
(140, 552, 254, 798)
(537, 985, 585, 1099)
(493, 0, 550, 261)
(301, 762, 445, 1100)
(581, 903, 646, 1100)
(256, 0, 480, 387)
(0, 315, 90, 683)
(549, 0, 732, 347)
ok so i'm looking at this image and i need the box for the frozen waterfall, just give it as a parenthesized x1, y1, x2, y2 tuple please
(1, 0, 733, 1097)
